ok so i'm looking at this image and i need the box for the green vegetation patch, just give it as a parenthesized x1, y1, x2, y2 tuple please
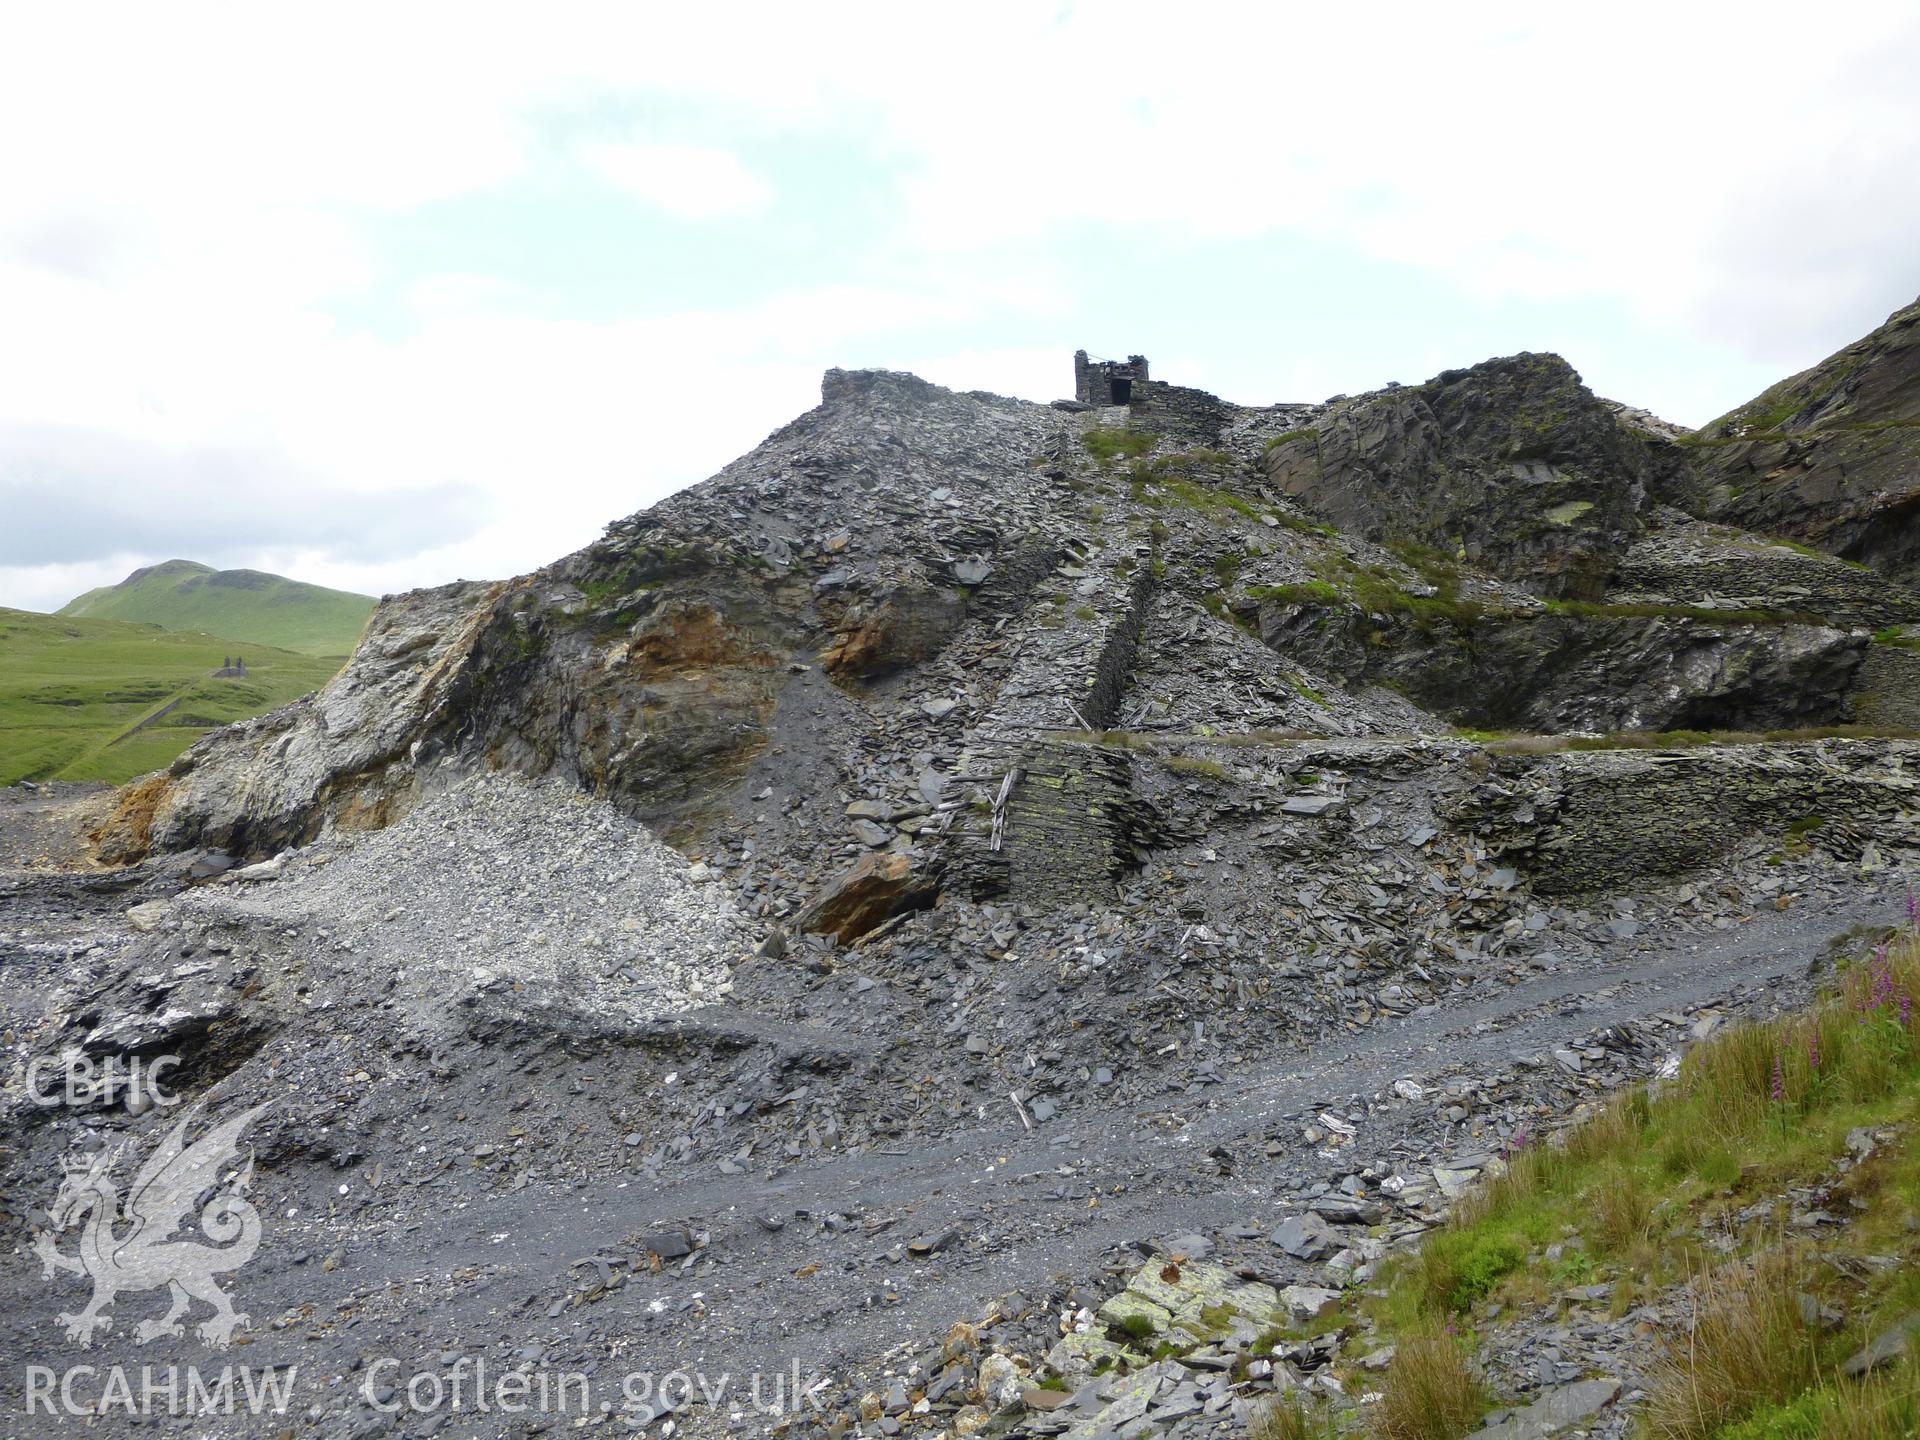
(1872, 625, 1920, 651)
(0, 608, 340, 786)
(1251, 547, 1836, 634)
(1246, 580, 1343, 606)
(1114, 1312, 1158, 1343)
(1268, 510, 1340, 538)
(1414, 1232, 1527, 1314)
(1687, 358, 1864, 444)
(1340, 930, 1920, 1439)
(1209, 552, 1245, 588)
(1083, 426, 1159, 465)
(1131, 469, 1265, 522)
(1164, 755, 1230, 780)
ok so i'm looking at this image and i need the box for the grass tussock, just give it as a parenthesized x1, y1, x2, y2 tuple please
(1408, 1231, 1527, 1316)
(1163, 754, 1230, 780)
(1373, 1329, 1482, 1440)
(1644, 1247, 1826, 1439)
(1249, 1396, 1341, 1440)
(1082, 426, 1157, 465)
(1380, 931, 1920, 1330)
(1590, 1162, 1655, 1253)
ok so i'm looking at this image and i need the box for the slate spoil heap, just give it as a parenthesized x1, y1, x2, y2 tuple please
(3, 297, 1920, 1438)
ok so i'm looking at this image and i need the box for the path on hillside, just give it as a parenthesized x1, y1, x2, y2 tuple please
(382, 888, 1863, 1373)
(102, 694, 183, 748)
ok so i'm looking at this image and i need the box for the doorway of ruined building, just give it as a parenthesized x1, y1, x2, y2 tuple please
(1110, 378, 1132, 404)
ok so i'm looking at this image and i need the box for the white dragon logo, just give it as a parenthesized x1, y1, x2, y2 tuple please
(33, 1102, 270, 1349)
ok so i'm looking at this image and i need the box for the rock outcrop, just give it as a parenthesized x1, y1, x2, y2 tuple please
(96, 578, 513, 860)
(1449, 737, 1920, 894)
(1681, 293, 1920, 576)
(1261, 354, 1668, 599)
(87, 317, 1920, 922)
(1259, 601, 1865, 734)
(1612, 514, 1920, 629)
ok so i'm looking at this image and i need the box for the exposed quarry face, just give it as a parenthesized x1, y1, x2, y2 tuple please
(97, 300, 1920, 918)
(1681, 294, 1920, 576)
(1261, 352, 1658, 600)
(7, 298, 1920, 1438)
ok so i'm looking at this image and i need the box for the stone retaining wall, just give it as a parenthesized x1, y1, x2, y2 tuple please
(1002, 740, 1141, 907)
(1449, 739, 1920, 895)
(1616, 549, 1920, 628)
(1852, 645, 1920, 730)
(951, 556, 1161, 904)
(1084, 561, 1157, 731)
(1128, 381, 1232, 449)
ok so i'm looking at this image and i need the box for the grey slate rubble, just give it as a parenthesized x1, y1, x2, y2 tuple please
(4, 320, 1920, 1437)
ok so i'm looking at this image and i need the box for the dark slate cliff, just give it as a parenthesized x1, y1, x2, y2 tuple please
(1682, 294, 1920, 576)
(1261, 354, 1669, 599)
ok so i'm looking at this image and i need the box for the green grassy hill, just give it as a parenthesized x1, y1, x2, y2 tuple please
(0, 608, 341, 786)
(59, 559, 375, 658)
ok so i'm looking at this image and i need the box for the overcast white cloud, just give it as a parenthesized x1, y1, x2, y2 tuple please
(580, 141, 774, 218)
(0, 0, 1916, 612)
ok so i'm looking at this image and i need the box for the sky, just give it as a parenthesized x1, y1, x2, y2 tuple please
(2, 2, 1918, 613)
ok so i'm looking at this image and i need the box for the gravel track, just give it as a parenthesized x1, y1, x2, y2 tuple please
(0, 775, 1902, 1438)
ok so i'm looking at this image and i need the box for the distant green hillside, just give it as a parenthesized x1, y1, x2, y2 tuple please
(59, 559, 375, 658)
(0, 608, 341, 786)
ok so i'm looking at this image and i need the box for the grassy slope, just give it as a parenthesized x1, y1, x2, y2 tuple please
(1296, 928, 1920, 1440)
(0, 608, 340, 786)
(58, 559, 375, 658)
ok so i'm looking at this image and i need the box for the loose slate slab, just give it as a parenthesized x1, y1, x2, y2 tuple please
(1271, 1212, 1340, 1260)
(1467, 1377, 1622, 1440)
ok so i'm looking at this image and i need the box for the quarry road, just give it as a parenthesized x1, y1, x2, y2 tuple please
(316, 886, 1891, 1405)
(0, 864, 1897, 1437)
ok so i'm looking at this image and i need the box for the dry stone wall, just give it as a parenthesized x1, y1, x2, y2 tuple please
(1127, 380, 1233, 449)
(1852, 645, 1920, 730)
(951, 547, 1161, 905)
(1616, 530, 1920, 628)
(1449, 739, 1920, 895)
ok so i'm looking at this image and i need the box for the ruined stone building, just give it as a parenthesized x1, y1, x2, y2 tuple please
(1067, 349, 1236, 447)
(1073, 351, 1150, 406)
